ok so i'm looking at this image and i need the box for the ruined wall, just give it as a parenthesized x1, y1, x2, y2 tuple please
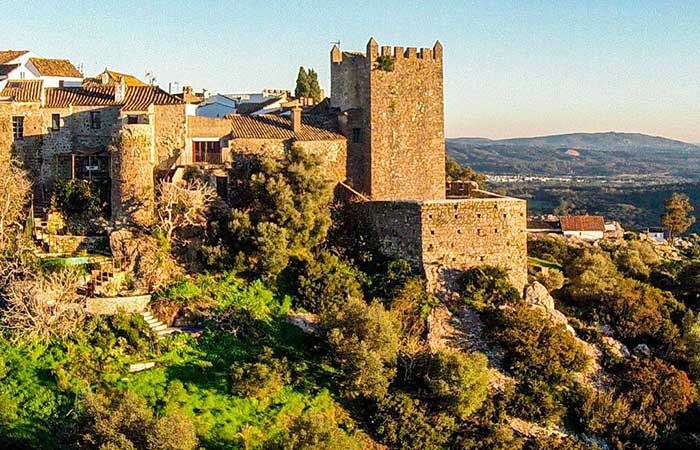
(154, 103, 187, 170)
(355, 195, 528, 293)
(368, 42, 445, 201)
(110, 124, 154, 227)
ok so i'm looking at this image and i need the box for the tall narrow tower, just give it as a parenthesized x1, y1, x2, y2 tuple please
(331, 38, 445, 201)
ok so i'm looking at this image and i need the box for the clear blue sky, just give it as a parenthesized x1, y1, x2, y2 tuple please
(7, 0, 700, 141)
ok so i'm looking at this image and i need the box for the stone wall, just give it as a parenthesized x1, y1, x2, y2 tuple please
(368, 42, 445, 201)
(1, 102, 44, 199)
(354, 194, 528, 293)
(85, 294, 151, 315)
(330, 40, 445, 201)
(46, 234, 108, 254)
(110, 125, 155, 226)
(154, 103, 187, 170)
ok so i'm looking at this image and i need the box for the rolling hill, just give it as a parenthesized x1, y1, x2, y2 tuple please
(447, 132, 700, 179)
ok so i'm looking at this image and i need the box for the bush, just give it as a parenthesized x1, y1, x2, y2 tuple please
(373, 392, 456, 450)
(424, 349, 489, 419)
(460, 266, 521, 310)
(230, 347, 290, 400)
(295, 251, 363, 314)
(272, 407, 362, 450)
(322, 298, 400, 400)
(535, 268, 565, 291)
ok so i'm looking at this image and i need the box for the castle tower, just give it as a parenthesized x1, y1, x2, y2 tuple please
(331, 38, 445, 200)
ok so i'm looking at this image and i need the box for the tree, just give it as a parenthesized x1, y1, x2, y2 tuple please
(662, 193, 696, 242)
(294, 66, 322, 103)
(425, 349, 489, 419)
(0, 159, 31, 246)
(295, 251, 363, 314)
(155, 178, 217, 244)
(228, 146, 333, 279)
(445, 156, 486, 186)
(322, 297, 400, 400)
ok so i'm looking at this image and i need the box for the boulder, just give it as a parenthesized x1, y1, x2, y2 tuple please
(602, 336, 631, 359)
(524, 282, 573, 332)
(633, 343, 651, 358)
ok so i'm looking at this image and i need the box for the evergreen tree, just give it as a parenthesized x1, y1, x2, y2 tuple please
(294, 66, 309, 99)
(662, 193, 696, 241)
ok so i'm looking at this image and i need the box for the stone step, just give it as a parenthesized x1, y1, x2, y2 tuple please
(150, 323, 168, 332)
(157, 328, 179, 337)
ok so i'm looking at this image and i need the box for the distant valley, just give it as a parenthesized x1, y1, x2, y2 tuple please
(447, 132, 700, 180)
(447, 132, 700, 231)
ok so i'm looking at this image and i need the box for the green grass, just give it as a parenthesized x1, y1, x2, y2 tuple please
(528, 256, 563, 271)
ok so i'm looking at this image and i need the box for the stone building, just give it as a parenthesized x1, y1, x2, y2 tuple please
(331, 39, 527, 291)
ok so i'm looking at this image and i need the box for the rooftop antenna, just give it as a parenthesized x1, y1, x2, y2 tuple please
(330, 40, 340, 49)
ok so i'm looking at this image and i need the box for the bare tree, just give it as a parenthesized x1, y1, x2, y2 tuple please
(0, 159, 31, 246)
(2, 269, 86, 343)
(155, 179, 217, 243)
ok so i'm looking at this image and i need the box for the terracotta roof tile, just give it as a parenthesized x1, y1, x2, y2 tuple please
(0, 79, 43, 102)
(121, 85, 183, 111)
(29, 58, 82, 78)
(0, 50, 28, 65)
(45, 84, 117, 108)
(560, 215, 605, 232)
(235, 96, 283, 115)
(44, 83, 183, 109)
(101, 69, 147, 86)
(229, 114, 344, 141)
(188, 116, 232, 138)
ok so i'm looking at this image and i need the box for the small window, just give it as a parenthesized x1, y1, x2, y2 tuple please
(351, 128, 362, 144)
(90, 111, 101, 129)
(12, 116, 24, 139)
(51, 113, 60, 131)
(19, 71, 25, 80)
(127, 115, 139, 124)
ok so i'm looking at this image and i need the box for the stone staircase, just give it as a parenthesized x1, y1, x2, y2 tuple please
(140, 311, 180, 341)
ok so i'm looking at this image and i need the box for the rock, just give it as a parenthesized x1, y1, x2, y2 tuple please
(633, 343, 651, 357)
(524, 281, 555, 311)
(602, 336, 630, 359)
(597, 323, 614, 337)
(427, 303, 467, 353)
(524, 282, 573, 332)
(286, 311, 320, 335)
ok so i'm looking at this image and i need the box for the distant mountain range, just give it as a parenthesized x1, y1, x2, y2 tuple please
(447, 132, 700, 179)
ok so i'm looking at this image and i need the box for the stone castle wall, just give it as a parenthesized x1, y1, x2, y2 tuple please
(355, 194, 528, 293)
(110, 124, 155, 227)
(330, 40, 445, 201)
(368, 43, 446, 201)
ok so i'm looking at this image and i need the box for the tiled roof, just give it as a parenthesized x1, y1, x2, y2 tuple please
(44, 83, 183, 110)
(560, 215, 605, 232)
(122, 86, 183, 111)
(29, 58, 82, 77)
(102, 69, 147, 86)
(229, 114, 344, 141)
(45, 84, 117, 108)
(0, 79, 43, 102)
(235, 97, 283, 115)
(0, 50, 28, 65)
(0, 64, 19, 76)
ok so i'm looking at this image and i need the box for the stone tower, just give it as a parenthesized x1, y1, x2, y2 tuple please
(331, 38, 445, 201)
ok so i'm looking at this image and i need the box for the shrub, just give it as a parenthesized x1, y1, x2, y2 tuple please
(322, 298, 400, 400)
(535, 268, 565, 291)
(373, 392, 456, 450)
(272, 407, 362, 450)
(230, 347, 291, 400)
(295, 251, 363, 314)
(374, 55, 395, 72)
(460, 266, 521, 310)
(424, 349, 489, 419)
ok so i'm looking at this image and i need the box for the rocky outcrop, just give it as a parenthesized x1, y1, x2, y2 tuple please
(524, 282, 575, 334)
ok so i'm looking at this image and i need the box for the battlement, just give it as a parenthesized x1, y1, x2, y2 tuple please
(331, 38, 443, 64)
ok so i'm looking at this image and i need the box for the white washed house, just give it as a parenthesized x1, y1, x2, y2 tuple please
(0, 50, 82, 91)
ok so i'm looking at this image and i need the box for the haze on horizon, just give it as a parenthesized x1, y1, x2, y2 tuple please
(6, 0, 700, 142)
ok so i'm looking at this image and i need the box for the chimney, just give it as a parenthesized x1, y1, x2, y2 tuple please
(291, 106, 302, 133)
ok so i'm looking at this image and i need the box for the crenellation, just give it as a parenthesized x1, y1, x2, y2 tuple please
(404, 47, 418, 59)
(420, 48, 432, 59)
(381, 46, 392, 57)
(393, 46, 404, 59)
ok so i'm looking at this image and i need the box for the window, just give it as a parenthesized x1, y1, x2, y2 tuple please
(351, 128, 362, 143)
(51, 113, 61, 131)
(90, 111, 101, 129)
(193, 141, 222, 164)
(126, 115, 139, 124)
(19, 71, 25, 80)
(12, 116, 24, 140)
